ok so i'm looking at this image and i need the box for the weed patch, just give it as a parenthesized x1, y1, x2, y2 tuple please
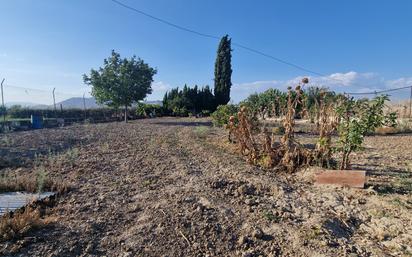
(0, 207, 47, 242)
(262, 210, 280, 222)
(193, 126, 210, 139)
(0, 169, 69, 194)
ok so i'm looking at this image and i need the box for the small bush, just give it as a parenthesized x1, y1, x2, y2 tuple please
(211, 104, 239, 127)
(0, 207, 44, 242)
(193, 126, 210, 139)
(136, 103, 164, 118)
(335, 95, 397, 169)
(201, 110, 211, 116)
(172, 106, 189, 117)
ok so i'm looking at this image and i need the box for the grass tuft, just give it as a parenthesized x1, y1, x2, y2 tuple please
(0, 169, 70, 194)
(193, 126, 210, 139)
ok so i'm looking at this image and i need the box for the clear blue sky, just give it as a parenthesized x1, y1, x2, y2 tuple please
(0, 0, 411, 104)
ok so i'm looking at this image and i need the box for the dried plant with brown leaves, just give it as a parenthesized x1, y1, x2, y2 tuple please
(278, 85, 313, 172)
(0, 207, 44, 242)
(314, 91, 339, 168)
(234, 107, 260, 164)
(228, 83, 315, 172)
(0, 170, 70, 195)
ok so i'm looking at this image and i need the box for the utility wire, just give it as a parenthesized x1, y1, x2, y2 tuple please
(231, 42, 327, 77)
(4, 84, 87, 97)
(110, 0, 395, 89)
(110, 0, 328, 77)
(4, 84, 47, 93)
(6, 82, 410, 97)
(346, 85, 412, 95)
(110, 0, 220, 40)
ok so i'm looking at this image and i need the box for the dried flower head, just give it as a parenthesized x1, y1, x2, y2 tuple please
(302, 77, 309, 84)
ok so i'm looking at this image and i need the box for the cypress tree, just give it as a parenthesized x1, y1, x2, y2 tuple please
(214, 35, 232, 106)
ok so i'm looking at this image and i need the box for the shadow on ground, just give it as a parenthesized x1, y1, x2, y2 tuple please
(151, 121, 213, 127)
(356, 164, 412, 194)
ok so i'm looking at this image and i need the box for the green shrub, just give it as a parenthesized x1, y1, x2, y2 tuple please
(171, 106, 188, 117)
(193, 126, 210, 139)
(201, 110, 211, 116)
(240, 88, 287, 119)
(136, 103, 164, 118)
(211, 104, 239, 127)
(6, 105, 124, 121)
(335, 95, 397, 169)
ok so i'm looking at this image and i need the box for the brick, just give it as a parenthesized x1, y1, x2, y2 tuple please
(314, 170, 366, 188)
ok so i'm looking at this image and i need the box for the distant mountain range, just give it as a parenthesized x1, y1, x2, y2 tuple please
(6, 97, 162, 109)
(56, 97, 101, 109)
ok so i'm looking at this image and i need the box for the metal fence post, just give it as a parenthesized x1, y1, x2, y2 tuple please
(410, 86, 412, 119)
(1, 78, 5, 130)
(52, 88, 56, 112)
(83, 93, 87, 122)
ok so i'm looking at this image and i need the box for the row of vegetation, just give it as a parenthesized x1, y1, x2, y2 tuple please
(82, 35, 233, 121)
(162, 85, 215, 116)
(212, 78, 398, 172)
(1, 35, 233, 125)
(211, 85, 334, 127)
(161, 35, 233, 116)
(2, 105, 121, 120)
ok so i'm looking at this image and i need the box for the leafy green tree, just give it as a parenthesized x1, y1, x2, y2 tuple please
(162, 85, 216, 116)
(240, 89, 287, 119)
(83, 50, 157, 122)
(305, 86, 336, 123)
(241, 93, 260, 116)
(214, 35, 232, 106)
(198, 85, 215, 112)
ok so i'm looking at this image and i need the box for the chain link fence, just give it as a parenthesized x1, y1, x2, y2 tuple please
(0, 84, 127, 132)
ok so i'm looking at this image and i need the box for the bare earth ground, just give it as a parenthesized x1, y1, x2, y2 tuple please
(0, 117, 411, 257)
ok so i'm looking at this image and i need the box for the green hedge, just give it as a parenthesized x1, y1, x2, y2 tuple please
(136, 103, 165, 118)
(6, 107, 130, 122)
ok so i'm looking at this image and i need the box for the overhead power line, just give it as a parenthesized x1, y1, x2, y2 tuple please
(231, 42, 326, 77)
(110, 0, 411, 91)
(110, 0, 220, 40)
(4, 84, 87, 97)
(346, 85, 412, 95)
(110, 0, 328, 77)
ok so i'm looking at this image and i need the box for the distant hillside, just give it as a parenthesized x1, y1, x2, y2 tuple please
(5, 102, 44, 108)
(56, 98, 163, 108)
(144, 100, 163, 106)
(57, 97, 101, 109)
(6, 98, 163, 109)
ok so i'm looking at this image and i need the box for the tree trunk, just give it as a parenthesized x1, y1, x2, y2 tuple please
(340, 151, 347, 170)
(344, 150, 352, 170)
(340, 150, 352, 170)
(124, 105, 128, 123)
